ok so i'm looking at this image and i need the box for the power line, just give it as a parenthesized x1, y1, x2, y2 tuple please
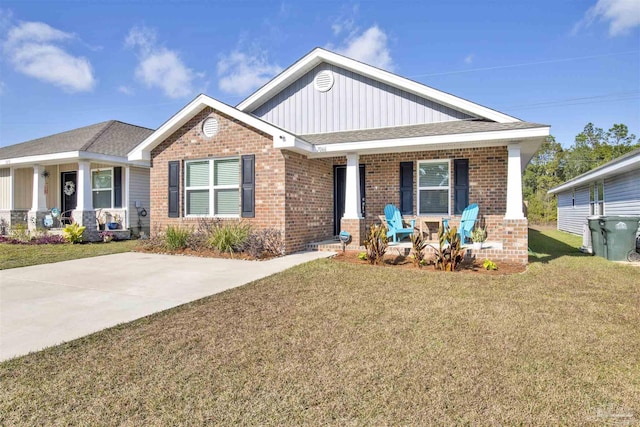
(409, 50, 640, 78)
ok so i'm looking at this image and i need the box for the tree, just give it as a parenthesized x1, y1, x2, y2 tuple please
(563, 123, 638, 180)
(523, 136, 564, 223)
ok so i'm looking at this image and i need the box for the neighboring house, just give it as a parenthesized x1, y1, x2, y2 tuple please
(548, 148, 640, 249)
(129, 48, 550, 264)
(0, 121, 153, 239)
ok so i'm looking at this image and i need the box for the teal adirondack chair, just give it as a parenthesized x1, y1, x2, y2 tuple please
(442, 203, 479, 243)
(384, 204, 416, 243)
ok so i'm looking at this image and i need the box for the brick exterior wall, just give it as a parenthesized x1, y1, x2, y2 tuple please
(149, 110, 527, 262)
(150, 107, 289, 246)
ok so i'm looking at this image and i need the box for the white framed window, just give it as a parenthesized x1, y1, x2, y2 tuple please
(184, 157, 240, 217)
(417, 160, 450, 215)
(92, 168, 113, 209)
(590, 181, 604, 215)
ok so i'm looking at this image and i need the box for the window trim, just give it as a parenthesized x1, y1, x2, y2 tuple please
(91, 167, 114, 209)
(416, 159, 451, 216)
(589, 181, 605, 216)
(184, 157, 240, 218)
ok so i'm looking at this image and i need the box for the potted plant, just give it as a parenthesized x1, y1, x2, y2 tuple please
(471, 226, 487, 250)
(100, 230, 115, 243)
(96, 210, 107, 231)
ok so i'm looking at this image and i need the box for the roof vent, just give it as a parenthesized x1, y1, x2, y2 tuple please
(314, 70, 334, 92)
(202, 117, 219, 137)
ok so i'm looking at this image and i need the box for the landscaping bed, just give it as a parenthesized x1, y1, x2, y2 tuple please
(332, 250, 527, 274)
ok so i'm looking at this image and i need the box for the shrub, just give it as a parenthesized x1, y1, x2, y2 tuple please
(30, 234, 66, 245)
(165, 226, 192, 251)
(357, 252, 368, 261)
(363, 224, 388, 265)
(431, 225, 465, 272)
(244, 228, 284, 259)
(483, 259, 498, 270)
(10, 224, 29, 242)
(63, 223, 86, 244)
(208, 222, 251, 256)
(410, 232, 428, 268)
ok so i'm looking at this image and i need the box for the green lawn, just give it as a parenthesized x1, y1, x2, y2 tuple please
(0, 240, 138, 270)
(0, 229, 638, 425)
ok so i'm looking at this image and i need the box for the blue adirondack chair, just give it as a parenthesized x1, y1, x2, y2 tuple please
(384, 204, 416, 243)
(442, 203, 479, 243)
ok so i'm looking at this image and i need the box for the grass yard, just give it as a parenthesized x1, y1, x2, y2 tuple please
(0, 240, 138, 270)
(1, 228, 639, 425)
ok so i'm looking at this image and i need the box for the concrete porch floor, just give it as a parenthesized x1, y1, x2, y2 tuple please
(306, 238, 504, 254)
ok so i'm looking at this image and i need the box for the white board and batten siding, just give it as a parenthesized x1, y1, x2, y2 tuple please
(251, 63, 473, 135)
(557, 186, 590, 235)
(603, 168, 640, 216)
(128, 166, 150, 235)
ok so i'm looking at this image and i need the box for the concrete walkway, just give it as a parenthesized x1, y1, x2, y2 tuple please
(0, 251, 334, 361)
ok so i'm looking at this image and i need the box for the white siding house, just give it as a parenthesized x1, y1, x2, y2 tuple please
(548, 148, 640, 246)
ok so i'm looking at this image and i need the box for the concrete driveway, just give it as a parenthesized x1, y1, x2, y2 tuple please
(0, 251, 333, 361)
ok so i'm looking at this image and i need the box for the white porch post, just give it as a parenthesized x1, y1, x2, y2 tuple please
(343, 153, 362, 219)
(31, 164, 47, 212)
(8, 167, 14, 210)
(76, 160, 93, 211)
(505, 144, 524, 219)
(124, 166, 130, 229)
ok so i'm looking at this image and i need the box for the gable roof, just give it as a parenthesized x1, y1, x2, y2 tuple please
(548, 148, 640, 194)
(128, 94, 303, 161)
(237, 48, 520, 124)
(0, 121, 153, 161)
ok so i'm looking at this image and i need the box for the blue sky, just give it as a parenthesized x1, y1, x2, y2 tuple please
(0, 0, 638, 148)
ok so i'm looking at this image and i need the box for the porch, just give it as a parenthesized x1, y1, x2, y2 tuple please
(0, 160, 150, 241)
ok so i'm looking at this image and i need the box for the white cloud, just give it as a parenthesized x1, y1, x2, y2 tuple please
(464, 54, 475, 64)
(334, 25, 394, 71)
(117, 85, 134, 95)
(125, 26, 199, 98)
(217, 50, 282, 96)
(574, 0, 640, 36)
(3, 21, 95, 92)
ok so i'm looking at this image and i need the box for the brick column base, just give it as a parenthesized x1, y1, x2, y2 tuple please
(340, 217, 366, 247)
(503, 218, 529, 264)
(74, 210, 100, 242)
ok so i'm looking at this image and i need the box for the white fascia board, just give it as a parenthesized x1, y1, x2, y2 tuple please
(308, 126, 550, 158)
(128, 94, 296, 161)
(548, 154, 640, 194)
(1, 151, 149, 168)
(238, 48, 520, 123)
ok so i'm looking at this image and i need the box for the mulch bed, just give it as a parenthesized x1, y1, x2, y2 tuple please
(332, 251, 526, 275)
(133, 245, 272, 261)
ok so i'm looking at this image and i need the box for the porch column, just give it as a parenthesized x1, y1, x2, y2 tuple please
(28, 165, 48, 231)
(505, 144, 524, 219)
(343, 153, 362, 219)
(31, 164, 47, 212)
(8, 167, 14, 210)
(75, 160, 99, 241)
(76, 160, 93, 211)
(341, 153, 365, 247)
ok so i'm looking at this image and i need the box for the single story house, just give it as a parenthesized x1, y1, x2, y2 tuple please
(548, 148, 640, 250)
(128, 48, 550, 264)
(0, 120, 153, 239)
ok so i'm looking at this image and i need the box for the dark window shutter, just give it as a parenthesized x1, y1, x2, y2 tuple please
(399, 161, 414, 215)
(241, 155, 255, 218)
(113, 167, 122, 208)
(168, 161, 180, 218)
(453, 159, 469, 215)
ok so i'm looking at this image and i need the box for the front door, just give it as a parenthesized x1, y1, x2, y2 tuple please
(61, 172, 77, 220)
(333, 165, 366, 236)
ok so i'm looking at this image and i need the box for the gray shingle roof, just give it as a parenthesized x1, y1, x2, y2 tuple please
(0, 121, 154, 160)
(299, 120, 549, 145)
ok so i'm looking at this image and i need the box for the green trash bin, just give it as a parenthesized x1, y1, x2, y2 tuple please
(587, 216, 605, 257)
(601, 216, 640, 261)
